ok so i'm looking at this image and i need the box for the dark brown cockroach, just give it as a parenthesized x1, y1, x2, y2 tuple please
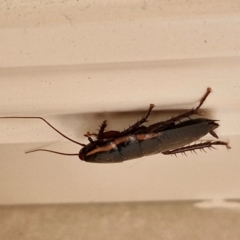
(0, 88, 230, 163)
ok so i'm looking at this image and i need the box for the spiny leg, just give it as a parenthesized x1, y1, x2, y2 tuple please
(162, 140, 230, 155)
(119, 104, 155, 136)
(167, 87, 212, 122)
(97, 120, 108, 139)
(86, 104, 154, 140)
(96, 120, 121, 140)
(146, 88, 212, 132)
(84, 120, 120, 141)
(196, 87, 212, 111)
(83, 120, 107, 142)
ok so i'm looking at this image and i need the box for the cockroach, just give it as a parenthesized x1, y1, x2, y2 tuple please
(0, 88, 230, 163)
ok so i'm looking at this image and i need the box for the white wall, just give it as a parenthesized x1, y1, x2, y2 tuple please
(0, 0, 240, 205)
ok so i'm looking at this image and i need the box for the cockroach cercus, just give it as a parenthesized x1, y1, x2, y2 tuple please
(0, 88, 230, 163)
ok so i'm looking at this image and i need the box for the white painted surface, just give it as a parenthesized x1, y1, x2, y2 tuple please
(0, 0, 240, 205)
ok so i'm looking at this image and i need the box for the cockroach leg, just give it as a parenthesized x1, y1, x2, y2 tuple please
(97, 120, 108, 139)
(165, 87, 212, 123)
(162, 140, 230, 155)
(84, 132, 98, 138)
(119, 104, 155, 136)
(87, 137, 94, 143)
(85, 121, 120, 140)
(84, 120, 108, 141)
(196, 87, 212, 111)
(146, 88, 212, 132)
(95, 120, 120, 140)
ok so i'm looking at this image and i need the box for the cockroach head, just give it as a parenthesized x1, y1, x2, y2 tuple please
(79, 148, 85, 160)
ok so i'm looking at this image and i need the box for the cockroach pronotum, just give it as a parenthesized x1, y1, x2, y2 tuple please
(0, 88, 230, 163)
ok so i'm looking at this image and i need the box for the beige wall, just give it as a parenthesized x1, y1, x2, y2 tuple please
(0, 0, 240, 205)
